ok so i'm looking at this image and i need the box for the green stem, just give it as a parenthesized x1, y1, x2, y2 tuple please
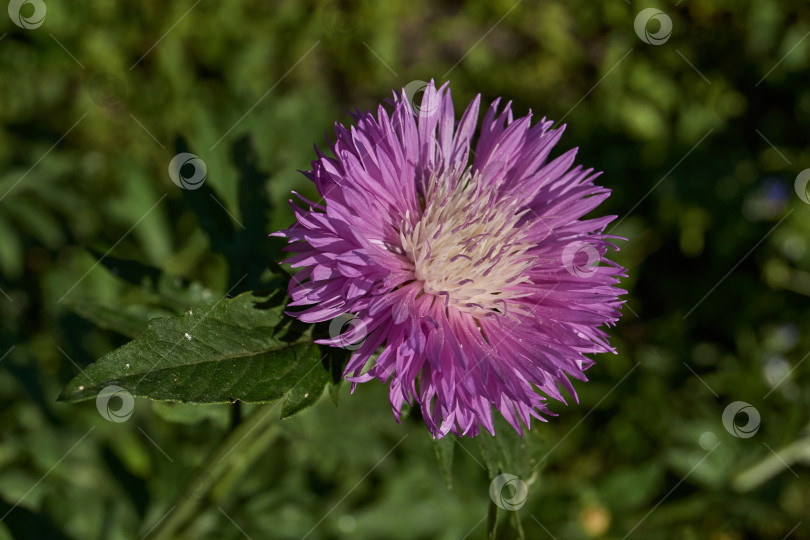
(732, 435, 810, 492)
(148, 404, 281, 540)
(231, 401, 242, 431)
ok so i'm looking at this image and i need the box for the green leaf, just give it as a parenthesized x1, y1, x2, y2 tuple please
(0, 212, 23, 279)
(173, 139, 235, 259)
(432, 435, 455, 490)
(89, 249, 217, 311)
(476, 418, 536, 481)
(172, 136, 277, 295)
(89, 248, 162, 289)
(58, 290, 330, 418)
(150, 401, 229, 425)
(323, 346, 349, 407)
(231, 135, 275, 292)
(477, 416, 540, 540)
(599, 462, 664, 511)
(64, 301, 171, 338)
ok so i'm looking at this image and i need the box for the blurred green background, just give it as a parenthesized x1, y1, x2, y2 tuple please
(1, 0, 810, 538)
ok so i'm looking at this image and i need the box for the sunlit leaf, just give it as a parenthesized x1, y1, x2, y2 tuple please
(59, 290, 330, 417)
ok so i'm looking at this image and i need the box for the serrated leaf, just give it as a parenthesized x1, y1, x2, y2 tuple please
(58, 290, 330, 418)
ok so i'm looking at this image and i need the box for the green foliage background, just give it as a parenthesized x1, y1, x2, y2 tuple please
(2, 0, 810, 538)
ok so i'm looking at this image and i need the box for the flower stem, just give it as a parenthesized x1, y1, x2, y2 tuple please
(148, 404, 281, 540)
(732, 434, 810, 492)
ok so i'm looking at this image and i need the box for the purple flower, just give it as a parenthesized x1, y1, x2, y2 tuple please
(272, 81, 626, 438)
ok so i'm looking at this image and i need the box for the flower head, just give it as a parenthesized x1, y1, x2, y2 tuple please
(273, 81, 626, 438)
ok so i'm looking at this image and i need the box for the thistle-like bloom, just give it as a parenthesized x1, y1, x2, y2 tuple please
(273, 81, 625, 438)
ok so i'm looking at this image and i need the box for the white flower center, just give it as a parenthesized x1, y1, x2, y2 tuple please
(400, 170, 536, 320)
